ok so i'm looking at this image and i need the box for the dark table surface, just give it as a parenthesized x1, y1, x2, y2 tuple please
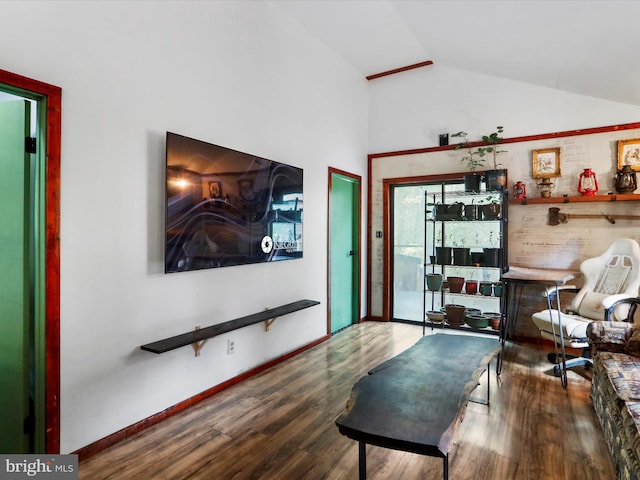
(335, 333, 501, 457)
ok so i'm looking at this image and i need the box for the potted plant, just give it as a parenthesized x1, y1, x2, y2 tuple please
(451, 130, 486, 193)
(480, 126, 507, 191)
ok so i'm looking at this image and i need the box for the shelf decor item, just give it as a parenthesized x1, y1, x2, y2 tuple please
(447, 276, 465, 293)
(452, 247, 470, 266)
(615, 165, 637, 194)
(466, 314, 489, 329)
(444, 304, 466, 325)
(451, 130, 486, 193)
(426, 273, 443, 291)
(435, 246, 452, 265)
(479, 281, 493, 296)
(483, 248, 501, 268)
(578, 168, 599, 196)
(465, 280, 478, 294)
(532, 147, 561, 178)
(617, 138, 640, 171)
(480, 202, 501, 220)
(513, 181, 526, 199)
(426, 310, 446, 323)
(464, 203, 480, 220)
(537, 177, 555, 198)
(481, 126, 507, 191)
(485, 313, 501, 330)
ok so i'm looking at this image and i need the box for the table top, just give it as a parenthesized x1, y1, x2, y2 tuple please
(501, 265, 580, 285)
(335, 334, 500, 457)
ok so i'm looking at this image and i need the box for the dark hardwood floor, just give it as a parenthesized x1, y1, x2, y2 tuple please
(78, 322, 614, 479)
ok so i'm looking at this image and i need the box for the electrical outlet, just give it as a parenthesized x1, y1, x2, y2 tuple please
(227, 339, 235, 355)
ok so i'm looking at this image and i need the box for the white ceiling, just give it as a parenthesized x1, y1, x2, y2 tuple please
(272, 0, 640, 106)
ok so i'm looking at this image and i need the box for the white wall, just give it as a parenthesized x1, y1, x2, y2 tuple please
(368, 65, 640, 318)
(369, 64, 640, 154)
(0, 1, 368, 452)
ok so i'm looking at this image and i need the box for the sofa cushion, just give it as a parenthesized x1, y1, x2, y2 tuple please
(599, 351, 640, 401)
(627, 329, 640, 357)
(589, 321, 635, 353)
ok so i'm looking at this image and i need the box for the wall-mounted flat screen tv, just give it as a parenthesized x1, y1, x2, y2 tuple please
(165, 132, 303, 273)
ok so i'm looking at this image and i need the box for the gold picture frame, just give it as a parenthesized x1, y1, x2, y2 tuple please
(532, 148, 561, 178)
(617, 138, 640, 171)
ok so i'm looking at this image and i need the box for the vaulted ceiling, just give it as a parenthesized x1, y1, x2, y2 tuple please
(273, 0, 640, 106)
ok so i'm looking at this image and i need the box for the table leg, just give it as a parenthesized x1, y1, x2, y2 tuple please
(359, 442, 366, 480)
(443, 454, 448, 480)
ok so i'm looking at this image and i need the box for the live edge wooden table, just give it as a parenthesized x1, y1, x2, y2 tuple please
(335, 334, 501, 480)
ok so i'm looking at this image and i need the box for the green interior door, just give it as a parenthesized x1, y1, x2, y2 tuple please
(0, 99, 32, 453)
(330, 173, 359, 333)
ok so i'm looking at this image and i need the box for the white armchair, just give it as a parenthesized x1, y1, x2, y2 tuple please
(531, 238, 640, 386)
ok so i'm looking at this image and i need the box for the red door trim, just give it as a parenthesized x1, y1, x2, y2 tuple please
(0, 68, 62, 453)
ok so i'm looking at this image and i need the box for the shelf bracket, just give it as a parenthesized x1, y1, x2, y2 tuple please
(191, 326, 209, 357)
(264, 307, 279, 331)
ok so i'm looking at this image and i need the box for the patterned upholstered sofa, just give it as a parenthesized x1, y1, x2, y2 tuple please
(588, 320, 640, 480)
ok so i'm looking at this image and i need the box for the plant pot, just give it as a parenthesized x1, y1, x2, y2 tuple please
(479, 281, 493, 296)
(485, 169, 507, 191)
(466, 314, 489, 329)
(483, 248, 501, 268)
(485, 313, 501, 330)
(426, 310, 446, 323)
(464, 173, 482, 193)
(426, 273, 443, 291)
(452, 247, 470, 266)
(435, 247, 452, 265)
(447, 202, 465, 219)
(447, 276, 465, 293)
(493, 282, 503, 297)
(465, 280, 478, 294)
(433, 204, 448, 220)
(464, 204, 480, 220)
(444, 304, 466, 326)
(481, 203, 501, 220)
(470, 251, 484, 266)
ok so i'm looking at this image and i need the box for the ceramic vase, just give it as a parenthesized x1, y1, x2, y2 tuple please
(479, 281, 493, 296)
(465, 280, 478, 294)
(426, 273, 443, 291)
(447, 276, 465, 293)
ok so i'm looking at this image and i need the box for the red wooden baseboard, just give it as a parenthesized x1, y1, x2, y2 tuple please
(73, 334, 330, 461)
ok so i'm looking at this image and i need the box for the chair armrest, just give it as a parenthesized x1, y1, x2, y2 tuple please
(587, 320, 638, 354)
(542, 285, 579, 299)
(604, 296, 640, 321)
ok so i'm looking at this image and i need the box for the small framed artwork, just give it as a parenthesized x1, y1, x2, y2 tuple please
(617, 139, 640, 171)
(238, 179, 254, 201)
(532, 148, 561, 178)
(209, 181, 222, 199)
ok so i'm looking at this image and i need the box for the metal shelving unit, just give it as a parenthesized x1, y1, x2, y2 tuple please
(423, 184, 508, 335)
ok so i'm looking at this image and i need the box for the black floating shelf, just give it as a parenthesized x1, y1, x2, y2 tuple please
(140, 299, 320, 354)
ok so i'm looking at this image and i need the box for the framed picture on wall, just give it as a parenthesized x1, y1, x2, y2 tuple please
(238, 179, 254, 201)
(532, 148, 561, 178)
(209, 181, 223, 199)
(617, 139, 640, 171)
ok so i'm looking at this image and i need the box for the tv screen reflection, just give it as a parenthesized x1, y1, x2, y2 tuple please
(165, 132, 303, 273)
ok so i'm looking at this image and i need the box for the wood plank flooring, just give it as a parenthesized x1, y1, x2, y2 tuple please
(78, 322, 615, 479)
